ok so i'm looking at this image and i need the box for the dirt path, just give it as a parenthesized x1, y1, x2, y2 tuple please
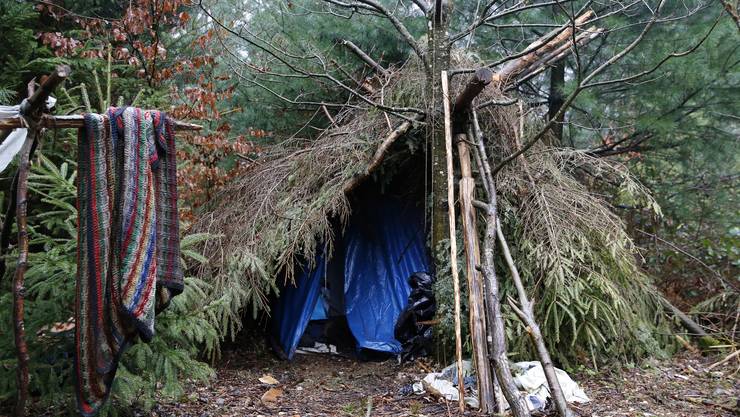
(152, 350, 738, 417)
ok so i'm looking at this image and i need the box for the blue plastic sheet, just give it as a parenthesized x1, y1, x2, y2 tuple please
(271, 197, 430, 358)
(343, 198, 431, 354)
(271, 255, 325, 359)
(310, 292, 328, 320)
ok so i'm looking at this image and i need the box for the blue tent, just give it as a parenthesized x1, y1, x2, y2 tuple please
(270, 197, 430, 359)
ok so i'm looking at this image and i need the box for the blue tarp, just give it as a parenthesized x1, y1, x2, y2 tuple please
(271, 197, 430, 359)
(343, 199, 430, 354)
(271, 256, 325, 359)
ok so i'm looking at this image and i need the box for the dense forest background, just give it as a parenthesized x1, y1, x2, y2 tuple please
(0, 0, 737, 415)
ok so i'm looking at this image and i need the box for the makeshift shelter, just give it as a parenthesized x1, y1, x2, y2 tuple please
(196, 53, 668, 363)
(195, 17, 673, 414)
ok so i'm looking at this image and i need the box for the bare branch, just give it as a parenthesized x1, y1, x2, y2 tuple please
(340, 39, 390, 78)
(450, 0, 579, 44)
(410, 0, 430, 14)
(352, 0, 429, 69)
(582, 15, 722, 89)
(491, 0, 668, 177)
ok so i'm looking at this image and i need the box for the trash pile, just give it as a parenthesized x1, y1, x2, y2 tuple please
(406, 360, 590, 412)
(410, 360, 480, 408)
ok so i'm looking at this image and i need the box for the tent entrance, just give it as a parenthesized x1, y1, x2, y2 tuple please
(269, 189, 431, 360)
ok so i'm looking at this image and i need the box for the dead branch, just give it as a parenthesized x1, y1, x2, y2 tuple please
(491, 0, 667, 177)
(13, 133, 34, 417)
(12, 65, 70, 417)
(470, 112, 530, 417)
(450, 0, 580, 44)
(707, 349, 740, 371)
(454, 68, 493, 112)
(347, 0, 429, 70)
(491, 10, 594, 86)
(340, 39, 390, 78)
(343, 116, 421, 193)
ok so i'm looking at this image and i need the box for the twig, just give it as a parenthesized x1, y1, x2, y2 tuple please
(707, 349, 740, 371)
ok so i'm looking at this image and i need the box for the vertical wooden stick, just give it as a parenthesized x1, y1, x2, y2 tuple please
(13, 133, 34, 417)
(12, 64, 70, 417)
(441, 70, 465, 413)
(456, 133, 496, 413)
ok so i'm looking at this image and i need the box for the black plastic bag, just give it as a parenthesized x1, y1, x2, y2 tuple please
(394, 272, 436, 362)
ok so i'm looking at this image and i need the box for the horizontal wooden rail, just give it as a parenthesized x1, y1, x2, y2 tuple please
(0, 114, 202, 131)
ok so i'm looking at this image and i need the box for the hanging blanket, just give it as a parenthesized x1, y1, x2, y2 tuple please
(74, 107, 183, 416)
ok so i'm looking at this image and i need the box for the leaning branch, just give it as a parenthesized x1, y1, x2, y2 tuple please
(343, 115, 423, 193)
(340, 39, 390, 78)
(495, 218, 574, 417)
(12, 65, 70, 417)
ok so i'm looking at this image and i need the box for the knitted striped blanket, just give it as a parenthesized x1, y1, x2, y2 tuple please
(75, 107, 183, 416)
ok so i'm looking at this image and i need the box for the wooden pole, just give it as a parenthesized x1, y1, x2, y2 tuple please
(441, 70, 465, 413)
(0, 114, 202, 131)
(13, 133, 34, 417)
(456, 133, 496, 413)
(11, 65, 71, 417)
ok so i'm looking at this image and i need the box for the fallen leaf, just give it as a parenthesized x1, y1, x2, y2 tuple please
(259, 374, 280, 385)
(261, 387, 283, 405)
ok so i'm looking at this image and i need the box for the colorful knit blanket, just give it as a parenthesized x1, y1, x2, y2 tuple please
(75, 107, 183, 416)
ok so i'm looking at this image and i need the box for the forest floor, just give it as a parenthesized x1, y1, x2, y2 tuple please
(151, 347, 739, 417)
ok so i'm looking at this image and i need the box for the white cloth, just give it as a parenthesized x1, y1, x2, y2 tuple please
(0, 104, 22, 119)
(0, 97, 56, 173)
(0, 128, 28, 173)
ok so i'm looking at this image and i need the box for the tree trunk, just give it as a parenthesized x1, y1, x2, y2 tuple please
(429, 0, 452, 253)
(547, 61, 565, 145)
